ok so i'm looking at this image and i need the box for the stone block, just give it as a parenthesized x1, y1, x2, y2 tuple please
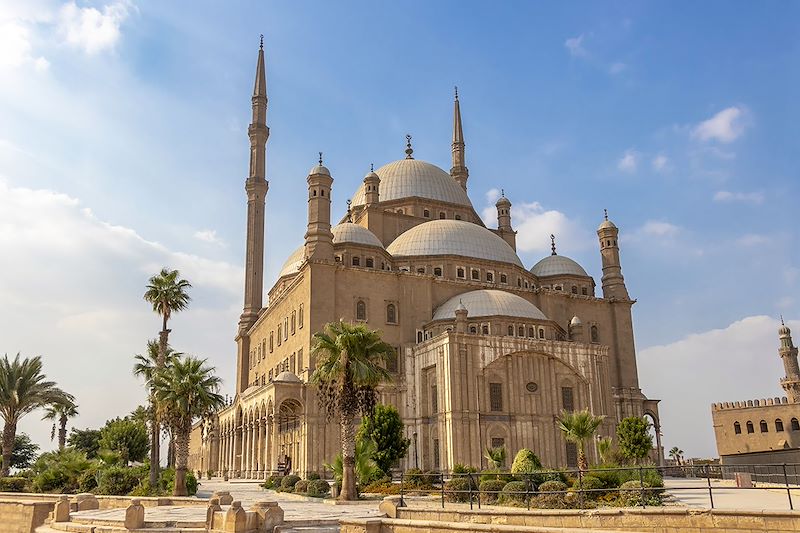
(224, 500, 247, 532)
(124, 499, 145, 529)
(75, 493, 99, 511)
(250, 500, 284, 530)
(379, 496, 401, 518)
(157, 497, 173, 506)
(53, 495, 70, 523)
(206, 497, 222, 529)
(213, 490, 234, 505)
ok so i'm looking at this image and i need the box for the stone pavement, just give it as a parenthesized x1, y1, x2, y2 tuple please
(663, 477, 799, 510)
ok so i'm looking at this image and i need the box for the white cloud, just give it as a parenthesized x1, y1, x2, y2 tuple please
(564, 34, 586, 57)
(652, 154, 668, 172)
(194, 229, 225, 246)
(691, 106, 747, 143)
(481, 189, 592, 254)
(58, 0, 134, 54)
(639, 316, 791, 457)
(617, 149, 638, 173)
(712, 190, 764, 205)
(609, 62, 626, 74)
(0, 20, 48, 70)
(641, 220, 679, 237)
(735, 233, 770, 247)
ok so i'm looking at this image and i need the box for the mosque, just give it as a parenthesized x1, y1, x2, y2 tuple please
(187, 42, 662, 478)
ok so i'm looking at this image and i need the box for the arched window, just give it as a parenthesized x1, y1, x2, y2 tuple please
(416, 267, 425, 274)
(500, 273, 507, 284)
(352, 256, 360, 267)
(746, 421, 754, 434)
(455, 214, 461, 220)
(590, 325, 599, 343)
(471, 269, 480, 280)
(356, 300, 366, 321)
(457, 267, 465, 279)
(538, 327, 545, 339)
(507, 325, 514, 336)
(299, 304, 304, 329)
(291, 311, 296, 334)
(571, 285, 578, 294)
(366, 257, 374, 268)
(386, 303, 397, 324)
(528, 327, 535, 337)
(524, 281, 529, 288)
(277, 324, 282, 346)
(469, 325, 477, 334)
(734, 421, 741, 434)
(776, 419, 784, 432)
(417, 331, 423, 343)
(433, 267, 442, 276)
(486, 272, 494, 282)
(760, 420, 768, 433)
(517, 278, 522, 287)
(518, 326, 525, 336)
(397, 208, 404, 214)
(581, 287, 588, 296)
(792, 418, 800, 431)
(555, 285, 562, 291)
(284, 318, 288, 340)
(439, 212, 446, 219)
(482, 325, 489, 334)
(423, 209, 430, 218)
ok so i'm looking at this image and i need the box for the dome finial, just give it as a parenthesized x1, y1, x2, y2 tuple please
(604, 208, 608, 221)
(454, 85, 458, 100)
(346, 199, 352, 222)
(405, 134, 414, 159)
(501, 188, 505, 198)
(318, 151, 323, 165)
(782, 314, 786, 326)
(370, 162, 374, 172)
(259, 34, 264, 50)
(550, 234, 557, 256)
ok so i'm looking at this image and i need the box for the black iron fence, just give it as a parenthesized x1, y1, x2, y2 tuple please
(394, 463, 799, 511)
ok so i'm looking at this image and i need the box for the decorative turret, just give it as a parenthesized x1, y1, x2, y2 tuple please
(778, 317, 800, 403)
(454, 299, 468, 333)
(495, 190, 516, 250)
(451, 87, 469, 190)
(569, 315, 584, 342)
(304, 153, 334, 262)
(597, 209, 629, 300)
(240, 36, 269, 335)
(363, 164, 380, 206)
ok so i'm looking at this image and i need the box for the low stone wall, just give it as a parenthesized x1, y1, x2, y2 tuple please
(386, 505, 800, 533)
(340, 518, 640, 533)
(0, 492, 206, 509)
(0, 500, 53, 533)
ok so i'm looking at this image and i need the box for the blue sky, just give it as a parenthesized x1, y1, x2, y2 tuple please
(1, 1, 798, 458)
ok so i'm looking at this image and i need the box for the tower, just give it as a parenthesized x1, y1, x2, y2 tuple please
(304, 153, 335, 261)
(597, 210, 629, 300)
(451, 87, 468, 190)
(236, 38, 269, 393)
(495, 191, 516, 250)
(363, 164, 380, 206)
(779, 318, 800, 402)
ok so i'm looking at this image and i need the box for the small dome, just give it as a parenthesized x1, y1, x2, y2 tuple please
(455, 300, 468, 313)
(530, 255, 589, 278)
(278, 246, 305, 278)
(364, 170, 380, 181)
(598, 219, 617, 231)
(308, 164, 330, 176)
(433, 289, 548, 321)
(351, 159, 472, 207)
(332, 223, 383, 248)
(780, 321, 792, 336)
(388, 220, 524, 267)
(274, 371, 301, 383)
(496, 195, 511, 207)
(570, 315, 582, 326)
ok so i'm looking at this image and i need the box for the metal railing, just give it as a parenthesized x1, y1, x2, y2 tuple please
(393, 463, 800, 511)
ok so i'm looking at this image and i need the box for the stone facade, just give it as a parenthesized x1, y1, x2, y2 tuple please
(711, 320, 800, 462)
(188, 44, 661, 478)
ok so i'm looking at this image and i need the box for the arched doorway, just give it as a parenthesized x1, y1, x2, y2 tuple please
(276, 399, 304, 475)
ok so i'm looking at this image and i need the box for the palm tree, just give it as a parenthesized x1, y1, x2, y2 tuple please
(152, 356, 223, 496)
(0, 354, 73, 475)
(134, 340, 180, 485)
(484, 446, 507, 469)
(669, 446, 684, 465)
(42, 399, 78, 450)
(597, 436, 614, 464)
(310, 321, 394, 500)
(557, 409, 605, 472)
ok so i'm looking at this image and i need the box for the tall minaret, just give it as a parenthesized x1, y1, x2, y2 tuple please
(597, 210, 629, 300)
(239, 37, 269, 335)
(304, 153, 334, 262)
(495, 190, 516, 250)
(451, 87, 469, 190)
(778, 318, 800, 403)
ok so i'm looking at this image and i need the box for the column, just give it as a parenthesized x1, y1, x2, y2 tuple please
(266, 415, 273, 474)
(244, 421, 252, 478)
(233, 426, 241, 476)
(256, 417, 264, 478)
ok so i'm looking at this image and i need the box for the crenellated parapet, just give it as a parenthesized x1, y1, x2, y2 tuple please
(712, 396, 789, 411)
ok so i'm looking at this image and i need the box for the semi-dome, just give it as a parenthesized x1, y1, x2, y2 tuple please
(350, 159, 472, 207)
(433, 289, 548, 321)
(278, 246, 305, 278)
(387, 220, 524, 267)
(274, 371, 301, 383)
(332, 223, 383, 248)
(530, 255, 589, 278)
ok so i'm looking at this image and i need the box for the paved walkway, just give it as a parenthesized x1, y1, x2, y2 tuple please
(663, 477, 798, 510)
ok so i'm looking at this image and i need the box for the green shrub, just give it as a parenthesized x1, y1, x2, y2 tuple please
(499, 480, 529, 504)
(281, 474, 301, 491)
(362, 478, 400, 495)
(538, 480, 567, 494)
(616, 467, 664, 488)
(0, 477, 28, 492)
(185, 471, 198, 496)
(452, 463, 478, 474)
(262, 474, 283, 490)
(479, 468, 513, 484)
(510, 449, 542, 475)
(307, 479, 330, 497)
(530, 480, 568, 508)
(588, 465, 621, 488)
(479, 479, 505, 503)
(307, 472, 320, 480)
(30, 449, 91, 494)
(97, 466, 140, 495)
(444, 476, 473, 503)
(570, 475, 603, 499)
(77, 467, 99, 493)
(294, 480, 309, 494)
(404, 468, 428, 487)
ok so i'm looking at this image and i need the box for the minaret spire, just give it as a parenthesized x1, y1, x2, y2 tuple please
(451, 87, 469, 190)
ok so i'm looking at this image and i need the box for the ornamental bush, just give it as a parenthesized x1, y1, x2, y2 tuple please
(537, 480, 567, 494)
(444, 476, 473, 503)
(499, 480, 529, 504)
(0, 477, 27, 492)
(570, 475, 603, 498)
(307, 479, 330, 497)
(510, 449, 542, 475)
(479, 468, 513, 484)
(281, 474, 301, 491)
(294, 480, 309, 494)
(97, 466, 140, 495)
(262, 475, 283, 489)
(479, 479, 506, 503)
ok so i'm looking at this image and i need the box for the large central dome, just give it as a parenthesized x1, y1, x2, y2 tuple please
(387, 220, 524, 267)
(350, 159, 472, 207)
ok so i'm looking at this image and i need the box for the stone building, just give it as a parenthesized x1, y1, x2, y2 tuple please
(187, 43, 662, 478)
(711, 320, 800, 466)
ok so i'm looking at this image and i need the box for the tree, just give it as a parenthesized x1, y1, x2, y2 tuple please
(324, 436, 382, 486)
(0, 353, 73, 476)
(616, 416, 654, 465)
(67, 428, 101, 459)
(42, 399, 78, 451)
(152, 356, 223, 496)
(484, 446, 507, 469)
(669, 446, 684, 465)
(311, 321, 393, 500)
(133, 339, 181, 486)
(99, 417, 149, 465)
(143, 268, 191, 487)
(10, 433, 39, 469)
(510, 448, 542, 474)
(557, 409, 605, 471)
(357, 404, 410, 474)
